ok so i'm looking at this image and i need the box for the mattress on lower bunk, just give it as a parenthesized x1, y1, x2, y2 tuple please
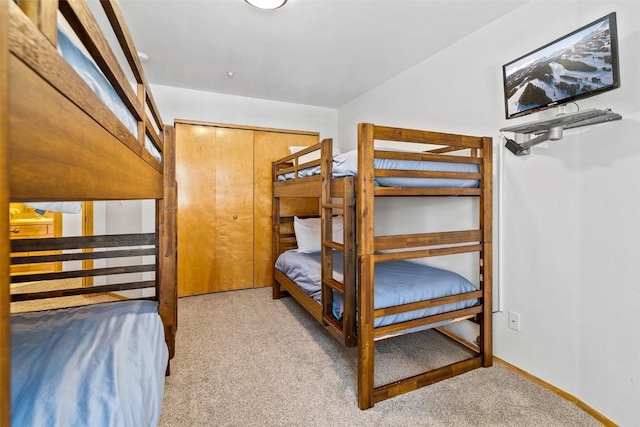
(275, 250, 479, 328)
(277, 149, 479, 188)
(11, 300, 168, 427)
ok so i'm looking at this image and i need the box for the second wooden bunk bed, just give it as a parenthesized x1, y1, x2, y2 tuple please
(2, 0, 176, 423)
(272, 123, 493, 409)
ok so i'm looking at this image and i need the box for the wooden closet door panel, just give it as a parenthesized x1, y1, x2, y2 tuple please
(175, 124, 218, 296)
(215, 128, 254, 291)
(253, 132, 318, 288)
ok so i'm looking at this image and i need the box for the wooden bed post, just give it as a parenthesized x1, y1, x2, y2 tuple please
(357, 123, 376, 409)
(272, 160, 282, 299)
(320, 138, 334, 325)
(480, 136, 493, 366)
(17, 0, 58, 45)
(158, 125, 177, 362)
(341, 176, 357, 347)
(0, 0, 10, 422)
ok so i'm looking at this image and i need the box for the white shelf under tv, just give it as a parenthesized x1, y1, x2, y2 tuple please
(500, 108, 622, 155)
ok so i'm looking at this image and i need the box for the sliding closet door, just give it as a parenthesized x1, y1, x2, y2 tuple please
(176, 124, 254, 296)
(176, 121, 319, 296)
(214, 128, 254, 291)
(176, 124, 218, 296)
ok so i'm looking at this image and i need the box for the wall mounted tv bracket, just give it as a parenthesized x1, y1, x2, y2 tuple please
(500, 108, 622, 156)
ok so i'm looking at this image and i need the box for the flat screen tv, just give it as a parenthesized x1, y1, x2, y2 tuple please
(502, 12, 620, 120)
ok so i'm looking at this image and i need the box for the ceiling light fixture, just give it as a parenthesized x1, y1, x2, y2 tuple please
(245, 0, 287, 10)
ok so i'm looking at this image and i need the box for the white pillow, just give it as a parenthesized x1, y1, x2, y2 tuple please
(25, 202, 82, 214)
(293, 215, 344, 253)
(289, 146, 319, 165)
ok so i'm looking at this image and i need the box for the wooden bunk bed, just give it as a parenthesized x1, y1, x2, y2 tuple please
(272, 123, 492, 409)
(1, 0, 176, 424)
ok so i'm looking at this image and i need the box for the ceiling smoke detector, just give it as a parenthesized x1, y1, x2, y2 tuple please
(137, 52, 149, 63)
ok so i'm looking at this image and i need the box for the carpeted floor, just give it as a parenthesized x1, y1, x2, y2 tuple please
(159, 287, 601, 427)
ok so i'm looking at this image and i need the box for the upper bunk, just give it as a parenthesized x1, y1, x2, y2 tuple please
(7, 0, 169, 202)
(273, 123, 492, 200)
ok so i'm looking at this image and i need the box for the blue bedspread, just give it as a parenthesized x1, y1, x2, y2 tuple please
(275, 250, 478, 328)
(277, 149, 479, 188)
(11, 301, 168, 427)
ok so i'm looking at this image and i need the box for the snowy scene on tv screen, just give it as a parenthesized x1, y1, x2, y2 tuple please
(504, 17, 615, 118)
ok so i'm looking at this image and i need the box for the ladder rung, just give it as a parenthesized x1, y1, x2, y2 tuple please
(323, 315, 343, 332)
(322, 203, 343, 209)
(322, 277, 344, 294)
(322, 241, 343, 250)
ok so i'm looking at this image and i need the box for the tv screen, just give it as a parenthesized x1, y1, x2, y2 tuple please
(502, 12, 620, 120)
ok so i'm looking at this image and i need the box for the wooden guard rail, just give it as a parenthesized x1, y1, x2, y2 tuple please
(10, 233, 158, 302)
(13, 0, 164, 165)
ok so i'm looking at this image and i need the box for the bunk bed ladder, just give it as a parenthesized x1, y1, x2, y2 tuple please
(320, 139, 357, 347)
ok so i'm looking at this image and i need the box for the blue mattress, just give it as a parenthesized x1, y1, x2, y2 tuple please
(277, 149, 479, 188)
(11, 301, 168, 427)
(275, 250, 479, 328)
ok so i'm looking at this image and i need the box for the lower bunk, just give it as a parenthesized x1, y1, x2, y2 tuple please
(273, 212, 491, 409)
(11, 300, 167, 426)
(275, 249, 481, 334)
(8, 212, 176, 424)
(274, 243, 486, 406)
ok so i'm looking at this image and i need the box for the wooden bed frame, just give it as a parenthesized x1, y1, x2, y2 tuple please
(1, 0, 177, 423)
(272, 123, 492, 409)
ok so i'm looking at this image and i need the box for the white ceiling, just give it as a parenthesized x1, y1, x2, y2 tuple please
(109, 0, 525, 108)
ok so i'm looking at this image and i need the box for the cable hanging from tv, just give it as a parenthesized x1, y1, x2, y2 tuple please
(500, 107, 622, 156)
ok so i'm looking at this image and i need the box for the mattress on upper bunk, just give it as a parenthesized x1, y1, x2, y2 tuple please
(275, 250, 479, 328)
(276, 149, 479, 188)
(57, 26, 161, 163)
(11, 300, 168, 427)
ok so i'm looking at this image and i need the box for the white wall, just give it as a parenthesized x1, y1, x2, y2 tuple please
(151, 84, 337, 138)
(337, 1, 639, 425)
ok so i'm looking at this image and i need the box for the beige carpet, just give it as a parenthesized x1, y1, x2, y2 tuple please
(159, 287, 601, 427)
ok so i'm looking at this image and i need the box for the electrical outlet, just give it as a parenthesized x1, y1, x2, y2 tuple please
(508, 311, 521, 331)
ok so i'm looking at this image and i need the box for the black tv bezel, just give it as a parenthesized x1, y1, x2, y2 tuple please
(502, 12, 620, 120)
